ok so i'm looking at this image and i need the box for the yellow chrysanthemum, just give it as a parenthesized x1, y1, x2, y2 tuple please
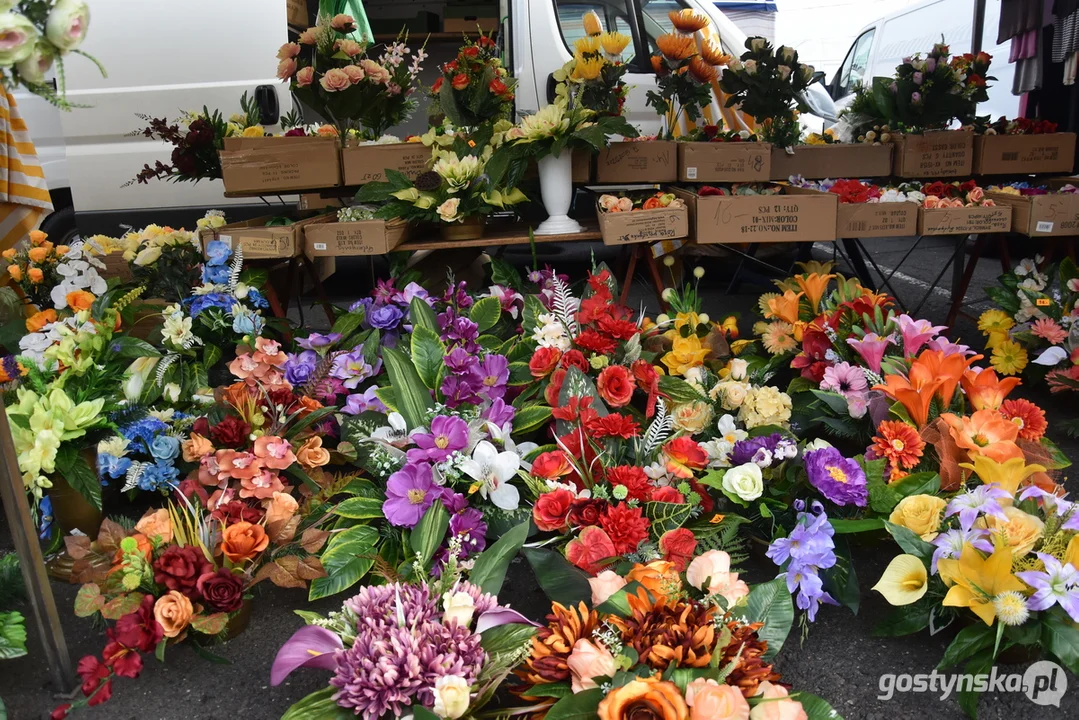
(978, 309, 1014, 336)
(571, 56, 604, 81)
(241, 125, 266, 138)
(574, 35, 602, 56)
(600, 31, 631, 57)
(990, 340, 1028, 375)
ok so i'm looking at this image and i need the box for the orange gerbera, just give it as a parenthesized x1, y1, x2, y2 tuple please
(669, 8, 710, 33)
(873, 420, 926, 472)
(687, 56, 717, 83)
(794, 272, 834, 314)
(699, 39, 731, 66)
(765, 290, 802, 324)
(942, 410, 1023, 463)
(874, 373, 943, 428)
(999, 398, 1047, 441)
(960, 368, 1021, 411)
(656, 33, 696, 61)
(909, 349, 979, 408)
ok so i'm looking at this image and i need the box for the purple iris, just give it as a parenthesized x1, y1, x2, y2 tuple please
(945, 484, 1010, 531)
(767, 500, 838, 622)
(407, 415, 469, 463)
(1017, 554, 1079, 622)
(382, 462, 437, 528)
(341, 387, 387, 416)
(296, 332, 342, 350)
(804, 447, 868, 508)
(284, 350, 319, 386)
(368, 304, 405, 331)
(477, 355, 509, 400)
(931, 527, 993, 573)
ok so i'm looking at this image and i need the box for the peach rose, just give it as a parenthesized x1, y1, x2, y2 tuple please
(297, 28, 318, 45)
(598, 677, 688, 720)
(748, 682, 807, 720)
(277, 58, 297, 81)
(966, 187, 984, 204)
(219, 521, 269, 563)
(923, 196, 942, 209)
(66, 290, 95, 311)
(154, 591, 194, 638)
(342, 65, 366, 84)
(567, 639, 618, 693)
(182, 433, 214, 463)
(359, 59, 390, 84)
(55, 245, 70, 255)
(264, 491, 298, 526)
(320, 67, 352, 92)
(25, 308, 57, 333)
(277, 42, 300, 59)
(28, 246, 48, 263)
(1, 248, 15, 259)
(135, 508, 173, 543)
(295, 66, 315, 88)
(589, 570, 627, 606)
(626, 560, 682, 602)
(296, 436, 330, 470)
(982, 199, 996, 207)
(686, 679, 749, 720)
(330, 13, 355, 31)
(26, 267, 42, 283)
(616, 197, 633, 212)
(7, 265, 21, 281)
(686, 550, 749, 606)
(336, 39, 364, 57)
(29, 229, 46, 245)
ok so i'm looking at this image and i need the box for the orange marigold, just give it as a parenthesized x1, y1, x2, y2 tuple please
(656, 33, 697, 61)
(872, 420, 926, 472)
(669, 9, 709, 34)
(999, 398, 1048, 441)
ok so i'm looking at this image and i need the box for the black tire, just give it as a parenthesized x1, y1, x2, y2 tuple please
(38, 206, 79, 245)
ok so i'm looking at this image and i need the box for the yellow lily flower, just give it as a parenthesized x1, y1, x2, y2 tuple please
(873, 555, 929, 606)
(959, 454, 1046, 501)
(937, 543, 1026, 625)
(661, 334, 709, 376)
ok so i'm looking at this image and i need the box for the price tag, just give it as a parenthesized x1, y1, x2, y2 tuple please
(217, 234, 233, 249)
(685, 166, 698, 180)
(1036, 221, 1054, 233)
(313, 242, 327, 251)
(1036, 298, 1051, 307)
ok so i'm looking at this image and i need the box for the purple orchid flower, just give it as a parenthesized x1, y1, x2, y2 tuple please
(407, 415, 469, 463)
(382, 462, 437, 527)
(296, 332, 342, 351)
(270, 625, 343, 686)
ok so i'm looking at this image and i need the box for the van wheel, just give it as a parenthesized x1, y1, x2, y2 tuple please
(39, 207, 79, 245)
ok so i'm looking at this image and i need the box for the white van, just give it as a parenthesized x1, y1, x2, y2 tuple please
(826, 0, 1020, 123)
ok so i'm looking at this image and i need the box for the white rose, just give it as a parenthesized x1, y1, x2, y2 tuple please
(437, 197, 461, 223)
(749, 37, 767, 52)
(728, 358, 748, 381)
(803, 438, 833, 453)
(722, 463, 763, 502)
(778, 46, 796, 63)
(723, 382, 748, 409)
(45, 0, 89, 52)
(743, 59, 758, 75)
(16, 42, 53, 85)
(801, 64, 815, 82)
(442, 590, 475, 628)
(0, 13, 37, 64)
(728, 58, 743, 72)
(777, 65, 792, 81)
(432, 675, 470, 719)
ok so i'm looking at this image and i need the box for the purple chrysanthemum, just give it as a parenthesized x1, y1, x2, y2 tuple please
(804, 447, 868, 507)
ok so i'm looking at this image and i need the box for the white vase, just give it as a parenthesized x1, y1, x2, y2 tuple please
(535, 150, 582, 235)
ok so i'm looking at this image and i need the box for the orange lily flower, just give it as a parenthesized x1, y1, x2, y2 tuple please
(941, 410, 1023, 463)
(766, 290, 803, 324)
(909, 349, 981, 408)
(960, 368, 1022, 411)
(794, 272, 834, 314)
(875, 373, 944, 427)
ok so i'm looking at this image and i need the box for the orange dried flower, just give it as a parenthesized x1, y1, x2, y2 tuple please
(688, 56, 718, 84)
(656, 33, 697, 61)
(669, 9, 709, 34)
(516, 601, 600, 688)
(718, 620, 781, 697)
(611, 588, 717, 670)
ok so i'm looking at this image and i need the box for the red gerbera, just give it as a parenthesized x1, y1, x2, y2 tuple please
(585, 413, 641, 439)
(599, 503, 651, 554)
(575, 329, 618, 355)
(606, 465, 653, 502)
(999, 398, 1048, 441)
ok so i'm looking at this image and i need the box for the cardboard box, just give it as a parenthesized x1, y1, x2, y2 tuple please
(985, 190, 1079, 236)
(917, 205, 1012, 235)
(677, 142, 771, 182)
(286, 0, 307, 28)
(199, 213, 332, 259)
(595, 141, 678, 183)
(341, 142, 432, 185)
(304, 218, 410, 257)
(893, 131, 974, 178)
(769, 144, 892, 180)
(220, 136, 341, 195)
(671, 186, 837, 244)
(786, 187, 918, 238)
(94, 251, 133, 282)
(596, 205, 689, 246)
(973, 133, 1077, 175)
(298, 193, 344, 211)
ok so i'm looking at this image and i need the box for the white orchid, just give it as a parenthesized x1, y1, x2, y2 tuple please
(371, 412, 410, 445)
(486, 421, 538, 471)
(459, 440, 520, 510)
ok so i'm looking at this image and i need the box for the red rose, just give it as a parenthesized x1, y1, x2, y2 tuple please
(192, 416, 210, 437)
(575, 329, 618, 355)
(565, 525, 617, 575)
(597, 365, 634, 407)
(659, 528, 698, 571)
(443, 60, 458, 72)
(431, 77, 443, 93)
(452, 73, 470, 90)
(568, 498, 607, 527)
(545, 368, 567, 406)
(922, 181, 948, 198)
(650, 486, 685, 504)
(586, 413, 641, 440)
(109, 595, 163, 653)
(196, 568, 245, 612)
(560, 349, 589, 373)
(211, 499, 265, 525)
(534, 489, 576, 531)
(599, 504, 651, 554)
(209, 415, 251, 449)
(529, 347, 562, 378)
(489, 78, 508, 96)
(606, 465, 652, 502)
(531, 450, 574, 481)
(153, 546, 214, 600)
(462, 45, 481, 59)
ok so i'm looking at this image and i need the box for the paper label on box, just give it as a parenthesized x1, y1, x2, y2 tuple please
(845, 206, 916, 235)
(685, 167, 697, 179)
(217, 235, 232, 249)
(922, 208, 1011, 234)
(602, 210, 688, 245)
(904, 134, 971, 175)
(313, 242, 328, 251)
(1036, 221, 1054, 233)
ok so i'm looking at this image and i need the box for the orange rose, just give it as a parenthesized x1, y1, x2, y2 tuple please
(598, 677, 689, 720)
(8, 264, 23, 281)
(182, 433, 215, 462)
(25, 308, 57, 333)
(296, 436, 330, 469)
(748, 682, 807, 720)
(154, 591, 194, 638)
(27, 267, 43, 283)
(297, 394, 322, 415)
(29, 229, 47, 245)
(66, 290, 95, 311)
(27, 246, 48, 263)
(134, 508, 173, 543)
(626, 560, 683, 602)
(56, 244, 70, 255)
(219, 521, 269, 563)
(1, 248, 15, 260)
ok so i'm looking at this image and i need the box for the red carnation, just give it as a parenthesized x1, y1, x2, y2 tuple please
(651, 485, 685, 504)
(534, 489, 576, 531)
(209, 415, 251, 449)
(600, 504, 651, 554)
(529, 346, 562, 378)
(545, 368, 567, 407)
(568, 498, 607, 527)
(586, 413, 640, 440)
(451, 73, 470, 90)
(597, 315, 640, 341)
(597, 365, 634, 407)
(659, 528, 698, 571)
(153, 546, 214, 600)
(575, 329, 618, 355)
(606, 465, 652, 502)
(560, 349, 590, 373)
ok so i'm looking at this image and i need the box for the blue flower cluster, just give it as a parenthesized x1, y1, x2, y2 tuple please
(766, 499, 840, 622)
(101, 416, 187, 493)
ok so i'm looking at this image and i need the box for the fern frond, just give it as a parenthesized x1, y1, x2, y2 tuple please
(641, 398, 673, 456)
(154, 354, 179, 386)
(227, 245, 244, 291)
(550, 277, 580, 336)
(122, 462, 147, 493)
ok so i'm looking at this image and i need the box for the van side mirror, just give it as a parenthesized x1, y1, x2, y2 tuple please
(810, 70, 826, 86)
(255, 84, 280, 126)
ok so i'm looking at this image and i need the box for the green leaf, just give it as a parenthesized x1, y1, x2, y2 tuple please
(872, 599, 931, 637)
(468, 521, 529, 596)
(56, 449, 101, 511)
(866, 457, 901, 514)
(595, 581, 645, 616)
(513, 405, 553, 435)
(329, 311, 365, 343)
(508, 361, 533, 386)
(154, 638, 167, 663)
(958, 650, 993, 717)
(809, 388, 851, 415)
(1039, 437, 1073, 471)
(409, 296, 438, 333)
(469, 296, 502, 332)
(189, 641, 232, 665)
(309, 526, 380, 600)
(281, 687, 352, 720)
(190, 612, 229, 636)
(285, 406, 337, 439)
(410, 502, 449, 570)
(889, 472, 942, 498)
(284, 464, 320, 493)
(522, 294, 546, 338)
(938, 623, 994, 669)
(543, 687, 604, 720)
(410, 326, 446, 390)
(829, 519, 885, 534)
(1043, 611, 1079, 675)
(744, 577, 794, 660)
(884, 521, 936, 562)
(522, 547, 592, 606)
(382, 345, 434, 430)
(795, 692, 845, 720)
(0, 611, 27, 660)
(108, 335, 162, 359)
(479, 622, 538, 655)
(412, 709, 440, 720)
(74, 583, 103, 617)
(519, 682, 573, 699)
(657, 375, 706, 403)
(333, 496, 384, 520)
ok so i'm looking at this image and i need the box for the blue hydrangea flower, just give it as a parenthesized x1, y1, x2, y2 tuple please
(139, 461, 180, 492)
(186, 292, 235, 317)
(202, 264, 230, 285)
(246, 288, 269, 309)
(233, 306, 265, 336)
(204, 240, 232, 266)
(98, 453, 133, 480)
(119, 417, 169, 444)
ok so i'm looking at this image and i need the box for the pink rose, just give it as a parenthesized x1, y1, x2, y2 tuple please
(748, 682, 807, 720)
(686, 550, 749, 607)
(336, 39, 365, 57)
(342, 65, 366, 84)
(923, 196, 942, 209)
(277, 58, 297, 81)
(616, 197, 633, 212)
(566, 639, 617, 693)
(686, 679, 750, 720)
(981, 198, 996, 207)
(277, 42, 300, 60)
(320, 67, 352, 92)
(588, 570, 627, 606)
(295, 66, 315, 87)
(330, 13, 356, 31)
(948, 197, 966, 208)
(297, 28, 318, 45)
(966, 186, 984, 204)
(359, 59, 390, 84)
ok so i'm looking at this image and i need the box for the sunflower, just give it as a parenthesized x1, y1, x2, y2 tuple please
(699, 39, 731, 66)
(669, 9, 710, 34)
(600, 31, 631, 57)
(760, 321, 797, 355)
(872, 420, 926, 472)
(656, 32, 697, 61)
(688, 56, 718, 83)
(999, 398, 1048, 441)
(515, 601, 599, 687)
(718, 620, 781, 697)
(990, 339, 1029, 375)
(610, 588, 717, 670)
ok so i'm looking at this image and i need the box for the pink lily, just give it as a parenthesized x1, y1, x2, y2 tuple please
(846, 333, 894, 373)
(897, 314, 947, 358)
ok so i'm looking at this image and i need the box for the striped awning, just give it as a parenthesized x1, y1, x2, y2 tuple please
(0, 90, 52, 253)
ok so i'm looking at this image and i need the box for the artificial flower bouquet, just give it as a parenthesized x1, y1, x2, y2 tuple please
(512, 548, 842, 720)
(552, 11, 631, 118)
(280, 14, 427, 139)
(787, 177, 924, 205)
(682, 125, 760, 143)
(979, 256, 1079, 397)
(597, 191, 686, 214)
(647, 9, 731, 138)
(110, 223, 203, 303)
(95, 411, 192, 495)
(982, 116, 1060, 135)
(1, 229, 90, 309)
(918, 180, 995, 209)
(273, 513, 536, 720)
(718, 37, 815, 149)
(431, 32, 514, 129)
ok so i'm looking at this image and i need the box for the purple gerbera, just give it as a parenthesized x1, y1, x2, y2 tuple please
(383, 462, 437, 527)
(408, 415, 469, 463)
(804, 447, 868, 507)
